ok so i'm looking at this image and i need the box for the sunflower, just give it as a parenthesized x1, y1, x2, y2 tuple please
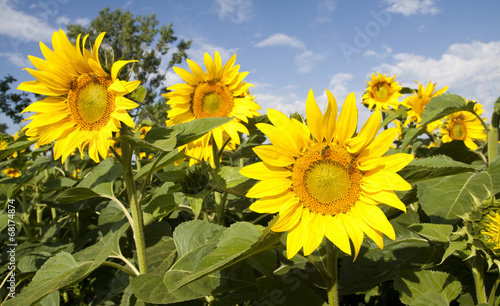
(163, 52, 260, 167)
(482, 211, 500, 250)
(402, 81, 448, 126)
(362, 72, 402, 111)
(240, 89, 413, 259)
(0, 140, 7, 151)
(3, 168, 20, 178)
(18, 29, 140, 163)
(440, 103, 487, 150)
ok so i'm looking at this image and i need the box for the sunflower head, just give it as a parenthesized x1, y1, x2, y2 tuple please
(402, 81, 448, 126)
(18, 29, 140, 164)
(362, 72, 402, 111)
(241, 89, 413, 259)
(440, 103, 487, 150)
(163, 52, 261, 167)
(3, 168, 20, 178)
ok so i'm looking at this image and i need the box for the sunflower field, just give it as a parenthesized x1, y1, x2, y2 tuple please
(1, 29, 500, 306)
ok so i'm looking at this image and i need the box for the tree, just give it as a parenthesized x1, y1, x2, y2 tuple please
(66, 7, 192, 125)
(0, 75, 32, 125)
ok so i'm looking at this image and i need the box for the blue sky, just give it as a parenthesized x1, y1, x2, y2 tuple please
(1, 0, 500, 135)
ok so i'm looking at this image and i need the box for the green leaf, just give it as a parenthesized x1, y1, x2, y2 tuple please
(55, 187, 100, 204)
(143, 182, 177, 226)
(115, 133, 177, 152)
(165, 221, 282, 292)
(5, 221, 129, 305)
(131, 273, 218, 304)
(134, 149, 185, 180)
(187, 193, 204, 219)
(401, 127, 424, 149)
(418, 157, 500, 224)
(172, 117, 233, 147)
(77, 158, 122, 196)
(0, 136, 37, 160)
(408, 223, 453, 242)
(412, 292, 449, 306)
(420, 94, 471, 126)
(440, 241, 468, 264)
(215, 166, 249, 188)
(130, 85, 147, 103)
(394, 270, 462, 305)
(381, 107, 407, 128)
(146, 237, 177, 274)
(398, 155, 477, 183)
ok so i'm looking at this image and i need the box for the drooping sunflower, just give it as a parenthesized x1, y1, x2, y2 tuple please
(240, 89, 414, 259)
(18, 29, 140, 163)
(440, 103, 487, 150)
(402, 81, 448, 126)
(362, 72, 402, 111)
(163, 52, 260, 167)
(482, 211, 500, 250)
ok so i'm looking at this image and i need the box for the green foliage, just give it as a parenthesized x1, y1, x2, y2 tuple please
(0, 75, 32, 125)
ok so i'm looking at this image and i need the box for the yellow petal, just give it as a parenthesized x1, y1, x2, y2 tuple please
(358, 128, 399, 160)
(359, 153, 414, 172)
(173, 67, 198, 85)
(362, 170, 412, 192)
(286, 209, 311, 259)
(271, 199, 302, 232)
(339, 213, 364, 260)
(351, 207, 384, 249)
(324, 215, 352, 255)
(256, 122, 301, 157)
(250, 192, 296, 214)
(111, 60, 138, 81)
(246, 177, 292, 198)
(322, 90, 338, 144)
(240, 162, 291, 180)
(362, 190, 407, 212)
(355, 202, 395, 240)
(335, 92, 357, 145)
(253, 145, 295, 167)
(305, 89, 324, 142)
(302, 212, 326, 256)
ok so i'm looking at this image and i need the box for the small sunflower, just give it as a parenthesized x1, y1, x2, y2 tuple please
(3, 168, 20, 178)
(0, 140, 7, 151)
(18, 29, 140, 163)
(403, 81, 448, 126)
(240, 89, 413, 259)
(482, 211, 500, 250)
(362, 72, 402, 111)
(440, 103, 487, 150)
(163, 52, 260, 167)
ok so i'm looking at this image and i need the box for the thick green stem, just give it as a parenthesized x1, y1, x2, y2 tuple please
(488, 273, 500, 305)
(472, 257, 487, 304)
(215, 192, 228, 225)
(488, 112, 499, 165)
(326, 240, 339, 306)
(121, 142, 148, 274)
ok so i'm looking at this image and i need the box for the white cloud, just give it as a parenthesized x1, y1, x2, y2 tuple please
(187, 42, 239, 65)
(254, 92, 306, 117)
(363, 45, 393, 59)
(375, 40, 500, 112)
(384, 0, 439, 16)
(255, 33, 305, 49)
(213, 0, 252, 23)
(56, 16, 70, 25)
(316, 0, 336, 23)
(0, 0, 56, 43)
(256, 33, 324, 73)
(0, 52, 32, 68)
(75, 18, 90, 27)
(294, 50, 325, 74)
